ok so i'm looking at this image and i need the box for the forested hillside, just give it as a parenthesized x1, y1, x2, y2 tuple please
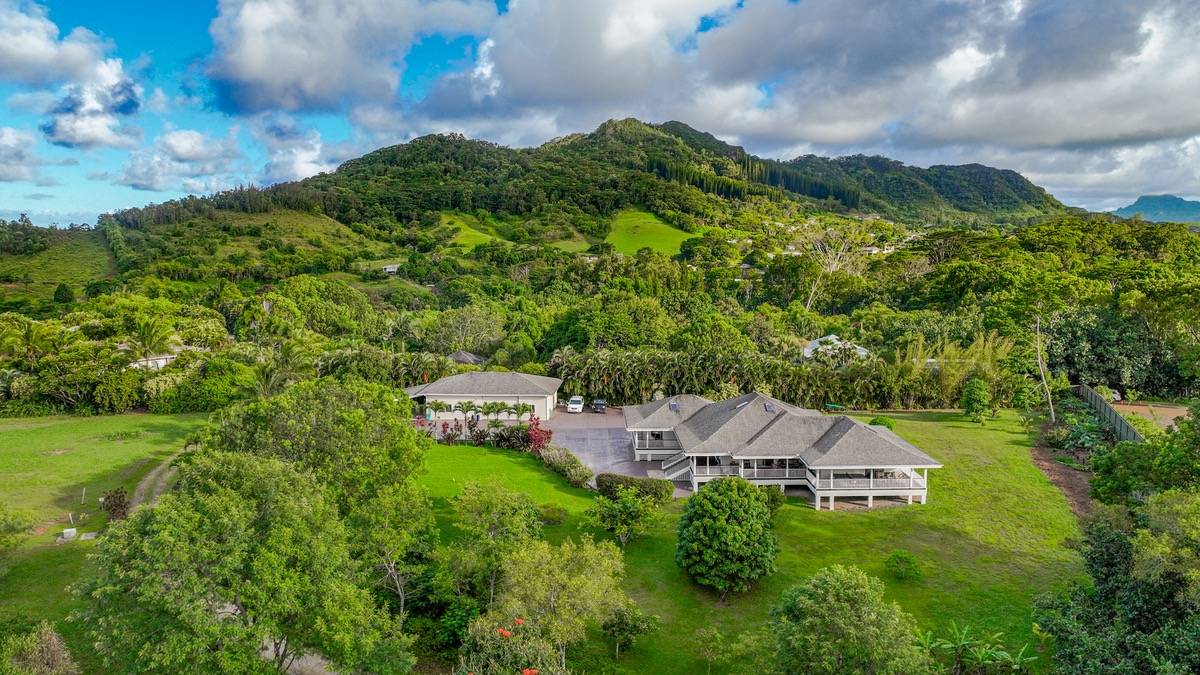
(2, 117, 1196, 419)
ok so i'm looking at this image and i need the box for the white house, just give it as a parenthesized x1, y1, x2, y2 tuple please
(625, 392, 941, 510)
(404, 371, 563, 420)
(802, 334, 872, 360)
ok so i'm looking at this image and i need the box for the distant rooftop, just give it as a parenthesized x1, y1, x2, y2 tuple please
(404, 371, 562, 397)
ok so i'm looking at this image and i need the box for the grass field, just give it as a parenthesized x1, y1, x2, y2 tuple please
(0, 413, 207, 655)
(604, 209, 694, 256)
(0, 229, 116, 300)
(0, 409, 1080, 672)
(442, 212, 497, 249)
(424, 410, 1082, 673)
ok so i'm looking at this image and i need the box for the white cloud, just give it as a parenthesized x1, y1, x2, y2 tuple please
(0, 127, 43, 182)
(116, 128, 242, 192)
(207, 0, 495, 113)
(251, 115, 363, 184)
(0, 0, 107, 85)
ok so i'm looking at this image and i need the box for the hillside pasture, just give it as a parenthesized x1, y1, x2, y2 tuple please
(604, 209, 694, 255)
(0, 228, 115, 300)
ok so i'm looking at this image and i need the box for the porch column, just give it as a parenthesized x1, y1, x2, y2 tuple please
(907, 495, 913, 504)
(829, 495, 836, 511)
(813, 491, 821, 510)
(867, 495, 874, 508)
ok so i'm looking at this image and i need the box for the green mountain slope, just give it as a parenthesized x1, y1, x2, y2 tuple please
(1115, 195, 1200, 223)
(30, 117, 1069, 294)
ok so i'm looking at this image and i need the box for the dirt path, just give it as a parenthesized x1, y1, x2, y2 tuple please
(1031, 446, 1093, 518)
(130, 449, 185, 510)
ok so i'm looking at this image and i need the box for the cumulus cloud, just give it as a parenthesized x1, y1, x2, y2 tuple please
(0, 127, 41, 182)
(117, 128, 242, 192)
(251, 114, 363, 184)
(0, 0, 108, 84)
(207, 0, 494, 113)
(0, 1, 145, 150)
(39, 57, 143, 149)
(403, 0, 1200, 207)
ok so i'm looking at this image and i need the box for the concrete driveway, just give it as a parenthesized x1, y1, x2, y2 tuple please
(547, 408, 653, 479)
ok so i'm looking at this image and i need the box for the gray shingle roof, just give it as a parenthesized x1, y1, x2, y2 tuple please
(623, 394, 712, 429)
(404, 372, 562, 397)
(626, 391, 940, 468)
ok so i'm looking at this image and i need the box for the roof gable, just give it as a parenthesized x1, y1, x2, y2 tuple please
(623, 394, 712, 429)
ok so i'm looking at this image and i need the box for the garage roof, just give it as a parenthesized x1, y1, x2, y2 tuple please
(404, 371, 562, 398)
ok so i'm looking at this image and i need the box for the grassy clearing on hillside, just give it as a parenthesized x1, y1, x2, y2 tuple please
(424, 410, 1082, 674)
(0, 229, 115, 300)
(208, 209, 388, 258)
(0, 413, 207, 659)
(442, 212, 497, 249)
(604, 209, 694, 256)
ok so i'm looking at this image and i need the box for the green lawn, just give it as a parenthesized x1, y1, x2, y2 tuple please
(604, 209, 694, 256)
(423, 410, 1083, 674)
(0, 413, 207, 657)
(0, 229, 116, 300)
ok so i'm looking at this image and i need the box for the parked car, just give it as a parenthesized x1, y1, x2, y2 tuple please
(591, 398, 607, 413)
(566, 396, 585, 413)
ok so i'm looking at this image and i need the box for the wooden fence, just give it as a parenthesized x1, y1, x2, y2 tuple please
(1072, 384, 1145, 444)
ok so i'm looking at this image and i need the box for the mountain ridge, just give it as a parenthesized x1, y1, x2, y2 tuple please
(1115, 194, 1200, 223)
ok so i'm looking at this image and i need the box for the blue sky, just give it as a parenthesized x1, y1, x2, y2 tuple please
(2, 0, 1199, 225)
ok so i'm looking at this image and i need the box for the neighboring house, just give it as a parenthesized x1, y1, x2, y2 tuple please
(624, 392, 941, 510)
(448, 350, 487, 366)
(128, 353, 178, 370)
(122, 343, 197, 371)
(404, 371, 563, 420)
(802, 334, 871, 360)
(381, 264, 400, 275)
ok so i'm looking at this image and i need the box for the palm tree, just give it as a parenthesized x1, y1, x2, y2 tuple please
(511, 402, 534, 421)
(1, 319, 56, 368)
(124, 316, 177, 360)
(253, 361, 289, 398)
(453, 401, 478, 423)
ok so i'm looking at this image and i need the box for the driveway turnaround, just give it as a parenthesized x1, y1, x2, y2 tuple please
(547, 408, 691, 497)
(547, 408, 651, 478)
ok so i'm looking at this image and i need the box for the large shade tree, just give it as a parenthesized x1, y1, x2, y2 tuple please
(73, 452, 413, 674)
(768, 565, 931, 675)
(675, 476, 777, 598)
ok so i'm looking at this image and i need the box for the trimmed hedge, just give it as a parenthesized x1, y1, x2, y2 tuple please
(541, 446, 593, 488)
(596, 473, 673, 505)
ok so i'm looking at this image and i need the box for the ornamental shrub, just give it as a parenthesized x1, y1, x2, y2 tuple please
(884, 550, 922, 581)
(868, 416, 895, 430)
(540, 447, 593, 487)
(596, 473, 673, 505)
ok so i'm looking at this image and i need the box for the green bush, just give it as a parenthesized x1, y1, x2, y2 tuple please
(759, 484, 786, 515)
(537, 503, 567, 526)
(540, 446, 593, 487)
(868, 416, 895, 430)
(94, 369, 143, 413)
(884, 550, 922, 581)
(596, 473, 674, 505)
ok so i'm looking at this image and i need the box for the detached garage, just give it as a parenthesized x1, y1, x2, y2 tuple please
(404, 372, 563, 420)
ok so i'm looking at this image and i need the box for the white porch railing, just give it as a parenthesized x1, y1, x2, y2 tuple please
(813, 476, 926, 490)
(693, 465, 740, 477)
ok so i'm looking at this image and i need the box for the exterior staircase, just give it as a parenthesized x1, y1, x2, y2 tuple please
(661, 452, 692, 480)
